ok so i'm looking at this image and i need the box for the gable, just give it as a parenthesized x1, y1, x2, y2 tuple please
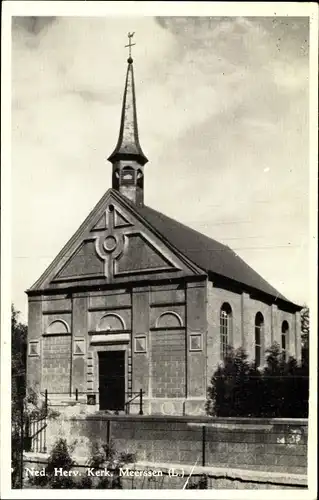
(55, 240, 105, 280)
(29, 190, 204, 291)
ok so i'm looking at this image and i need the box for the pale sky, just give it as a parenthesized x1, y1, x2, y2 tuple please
(11, 15, 310, 321)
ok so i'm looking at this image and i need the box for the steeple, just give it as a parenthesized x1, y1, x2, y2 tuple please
(108, 33, 148, 207)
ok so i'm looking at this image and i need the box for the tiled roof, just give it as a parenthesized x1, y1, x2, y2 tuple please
(135, 203, 299, 307)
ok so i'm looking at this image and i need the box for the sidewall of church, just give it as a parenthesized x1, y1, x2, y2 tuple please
(206, 283, 242, 385)
(206, 282, 301, 385)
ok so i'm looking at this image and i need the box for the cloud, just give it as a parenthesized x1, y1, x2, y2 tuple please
(11, 16, 310, 318)
(12, 16, 56, 36)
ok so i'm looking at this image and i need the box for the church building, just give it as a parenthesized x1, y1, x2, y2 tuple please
(26, 51, 302, 416)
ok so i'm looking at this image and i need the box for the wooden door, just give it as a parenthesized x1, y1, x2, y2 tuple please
(98, 351, 125, 411)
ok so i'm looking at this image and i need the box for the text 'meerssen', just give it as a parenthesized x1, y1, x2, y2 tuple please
(25, 467, 168, 477)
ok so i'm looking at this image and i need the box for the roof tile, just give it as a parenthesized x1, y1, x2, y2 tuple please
(135, 203, 291, 303)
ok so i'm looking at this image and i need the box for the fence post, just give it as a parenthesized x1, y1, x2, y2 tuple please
(19, 401, 24, 488)
(106, 419, 110, 445)
(202, 425, 206, 467)
(139, 389, 143, 415)
(44, 389, 48, 415)
(75, 389, 78, 402)
(25, 414, 29, 444)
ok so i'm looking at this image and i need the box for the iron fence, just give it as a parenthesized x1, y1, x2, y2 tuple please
(24, 414, 47, 453)
(39, 388, 144, 414)
(125, 389, 144, 415)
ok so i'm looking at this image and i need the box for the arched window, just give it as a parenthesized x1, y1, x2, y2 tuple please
(255, 312, 264, 367)
(281, 321, 289, 360)
(156, 311, 183, 329)
(97, 313, 125, 332)
(46, 320, 70, 335)
(220, 303, 232, 360)
(121, 166, 135, 184)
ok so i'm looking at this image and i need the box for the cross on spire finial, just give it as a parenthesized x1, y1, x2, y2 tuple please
(125, 32, 136, 63)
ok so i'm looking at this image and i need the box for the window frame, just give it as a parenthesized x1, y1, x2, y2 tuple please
(254, 312, 264, 368)
(220, 304, 232, 360)
(281, 321, 289, 360)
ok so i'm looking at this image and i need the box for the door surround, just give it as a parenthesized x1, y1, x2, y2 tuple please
(91, 343, 128, 408)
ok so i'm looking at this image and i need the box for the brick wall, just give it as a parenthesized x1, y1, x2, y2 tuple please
(45, 415, 307, 476)
(108, 418, 308, 473)
(206, 281, 301, 381)
(28, 281, 301, 410)
(42, 335, 71, 393)
(150, 329, 186, 398)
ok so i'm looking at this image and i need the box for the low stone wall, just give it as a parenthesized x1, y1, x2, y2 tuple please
(44, 414, 307, 476)
(23, 453, 307, 489)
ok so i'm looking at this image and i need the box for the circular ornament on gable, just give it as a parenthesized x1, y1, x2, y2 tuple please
(103, 235, 117, 252)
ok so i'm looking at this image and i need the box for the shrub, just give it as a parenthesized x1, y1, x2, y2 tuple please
(28, 438, 77, 489)
(27, 437, 136, 489)
(206, 346, 264, 417)
(86, 440, 136, 489)
(206, 343, 309, 418)
(187, 475, 208, 489)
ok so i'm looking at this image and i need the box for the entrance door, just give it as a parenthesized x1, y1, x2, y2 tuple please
(98, 351, 125, 411)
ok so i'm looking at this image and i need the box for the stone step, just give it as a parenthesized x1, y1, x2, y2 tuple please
(47, 397, 82, 406)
